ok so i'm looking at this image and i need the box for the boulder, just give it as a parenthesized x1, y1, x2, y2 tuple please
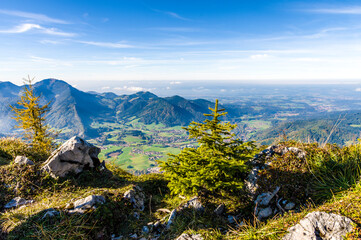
(14, 156, 34, 166)
(176, 233, 203, 240)
(68, 195, 105, 214)
(4, 197, 34, 209)
(283, 211, 353, 240)
(124, 185, 145, 211)
(42, 136, 101, 178)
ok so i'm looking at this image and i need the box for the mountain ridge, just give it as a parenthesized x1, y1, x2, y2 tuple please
(0, 79, 218, 138)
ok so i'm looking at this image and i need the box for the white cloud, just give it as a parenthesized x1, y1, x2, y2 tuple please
(355, 88, 361, 92)
(250, 54, 271, 59)
(101, 86, 110, 90)
(0, 23, 75, 36)
(114, 86, 147, 92)
(311, 7, 361, 14)
(78, 41, 134, 48)
(0, 9, 68, 24)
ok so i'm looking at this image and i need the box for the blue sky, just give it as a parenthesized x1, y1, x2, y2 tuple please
(1, 0, 361, 85)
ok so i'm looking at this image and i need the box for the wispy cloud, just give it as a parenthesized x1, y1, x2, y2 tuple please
(153, 9, 190, 21)
(310, 6, 361, 14)
(29, 56, 73, 66)
(0, 23, 75, 36)
(0, 9, 68, 24)
(78, 41, 134, 48)
(250, 54, 271, 60)
(151, 27, 200, 32)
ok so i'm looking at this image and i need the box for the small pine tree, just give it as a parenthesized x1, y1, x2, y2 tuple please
(10, 76, 54, 154)
(160, 99, 256, 196)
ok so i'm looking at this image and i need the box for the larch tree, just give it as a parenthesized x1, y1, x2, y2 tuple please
(10, 76, 54, 155)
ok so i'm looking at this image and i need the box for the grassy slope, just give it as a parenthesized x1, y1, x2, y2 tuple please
(2, 138, 361, 239)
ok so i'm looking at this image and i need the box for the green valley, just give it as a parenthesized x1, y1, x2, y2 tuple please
(89, 118, 196, 173)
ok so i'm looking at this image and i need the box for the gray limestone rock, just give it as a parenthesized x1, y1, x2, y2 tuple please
(4, 197, 34, 209)
(255, 186, 280, 206)
(42, 136, 100, 178)
(283, 211, 353, 240)
(176, 233, 203, 240)
(14, 156, 34, 166)
(257, 207, 273, 219)
(68, 195, 105, 214)
(124, 185, 145, 211)
(182, 197, 204, 212)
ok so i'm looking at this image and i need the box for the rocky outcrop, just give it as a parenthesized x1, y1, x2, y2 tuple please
(14, 156, 34, 166)
(245, 145, 305, 220)
(68, 195, 105, 214)
(4, 197, 34, 209)
(283, 211, 353, 240)
(42, 136, 101, 178)
(124, 185, 146, 211)
(245, 145, 306, 196)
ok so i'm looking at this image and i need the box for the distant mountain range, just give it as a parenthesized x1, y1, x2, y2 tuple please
(0, 79, 222, 138)
(2, 79, 361, 145)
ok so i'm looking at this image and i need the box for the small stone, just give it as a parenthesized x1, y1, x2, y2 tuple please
(4, 197, 34, 209)
(255, 186, 280, 206)
(284, 202, 295, 210)
(182, 197, 204, 212)
(14, 156, 34, 166)
(257, 207, 273, 219)
(42, 208, 59, 219)
(68, 195, 105, 214)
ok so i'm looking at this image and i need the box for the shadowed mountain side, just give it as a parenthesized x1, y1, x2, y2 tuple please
(0, 79, 232, 138)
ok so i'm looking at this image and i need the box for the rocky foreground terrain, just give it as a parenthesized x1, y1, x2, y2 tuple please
(0, 137, 360, 239)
